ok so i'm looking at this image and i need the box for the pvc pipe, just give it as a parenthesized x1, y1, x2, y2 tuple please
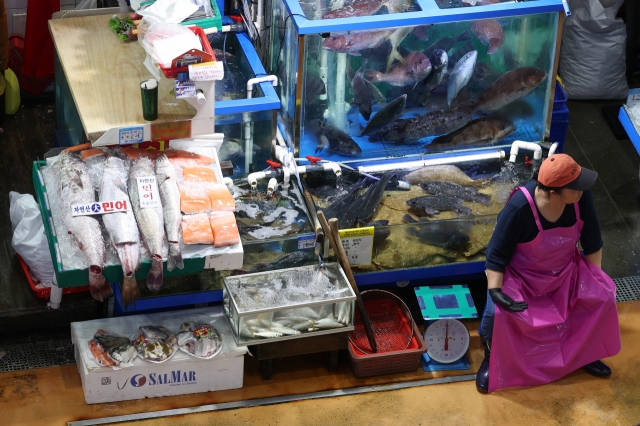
(248, 171, 267, 187)
(319, 50, 328, 102)
(48, 275, 62, 310)
(358, 150, 506, 174)
(243, 112, 253, 173)
(282, 167, 291, 189)
(334, 53, 347, 130)
(322, 162, 342, 177)
(256, 0, 264, 35)
(509, 141, 542, 163)
(276, 127, 287, 147)
(548, 142, 559, 156)
(266, 178, 278, 195)
(247, 75, 278, 99)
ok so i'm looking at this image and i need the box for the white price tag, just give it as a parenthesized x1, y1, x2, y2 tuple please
(188, 61, 224, 81)
(119, 127, 144, 145)
(71, 200, 129, 217)
(204, 254, 222, 269)
(136, 177, 161, 208)
(338, 227, 374, 267)
(297, 234, 317, 250)
(627, 88, 640, 108)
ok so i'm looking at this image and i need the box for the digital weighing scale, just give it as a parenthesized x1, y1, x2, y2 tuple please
(414, 285, 478, 372)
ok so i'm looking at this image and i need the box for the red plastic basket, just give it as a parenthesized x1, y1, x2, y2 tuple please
(8, 35, 54, 96)
(158, 26, 215, 79)
(17, 254, 89, 299)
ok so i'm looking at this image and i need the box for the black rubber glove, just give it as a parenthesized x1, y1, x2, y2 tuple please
(489, 288, 528, 312)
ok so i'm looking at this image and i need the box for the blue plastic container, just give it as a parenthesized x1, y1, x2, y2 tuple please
(553, 81, 568, 111)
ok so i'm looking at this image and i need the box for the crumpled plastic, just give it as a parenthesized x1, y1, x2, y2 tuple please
(137, 18, 202, 68)
(138, 0, 199, 24)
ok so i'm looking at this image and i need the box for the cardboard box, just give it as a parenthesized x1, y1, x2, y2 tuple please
(71, 306, 247, 404)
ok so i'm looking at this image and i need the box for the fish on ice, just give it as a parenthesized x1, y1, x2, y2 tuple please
(155, 154, 184, 272)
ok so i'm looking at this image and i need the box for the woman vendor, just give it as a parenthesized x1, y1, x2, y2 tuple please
(475, 154, 621, 393)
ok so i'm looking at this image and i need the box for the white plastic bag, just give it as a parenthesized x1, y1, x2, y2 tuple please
(138, 18, 202, 67)
(558, 0, 628, 100)
(10, 192, 55, 286)
(75, 0, 98, 10)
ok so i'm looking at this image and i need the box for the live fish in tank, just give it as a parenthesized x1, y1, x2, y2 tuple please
(352, 64, 372, 120)
(361, 94, 407, 136)
(471, 19, 504, 54)
(304, 73, 327, 101)
(358, 172, 396, 223)
(406, 195, 473, 217)
(310, 119, 363, 156)
(364, 51, 432, 87)
(412, 25, 433, 41)
(238, 250, 314, 274)
(403, 215, 471, 249)
(423, 31, 470, 58)
(322, 0, 389, 19)
(403, 165, 482, 186)
(369, 108, 473, 144)
(473, 67, 548, 113)
(423, 49, 448, 91)
(448, 50, 477, 106)
(322, 29, 393, 56)
(427, 117, 515, 149)
(418, 181, 491, 205)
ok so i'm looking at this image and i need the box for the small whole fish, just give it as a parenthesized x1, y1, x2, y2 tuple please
(412, 24, 433, 41)
(365, 52, 432, 87)
(448, 41, 475, 71)
(403, 165, 481, 186)
(471, 19, 504, 54)
(89, 329, 136, 367)
(423, 31, 471, 58)
(304, 73, 326, 100)
(322, 29, 393, 56)
(212, 48, 235, 62)
(99, 153, 140, 306)
(474, 66, 548, 112)
(423, 49, 448, 90)
(155, 154, 184, 272)
(406, 195, 472, 217)
(447, 50, 477, 106)
(358, 172, 396, 223)
(428, 117, 515, 148)
(58, 150, 111, 302)
(352, 65, 372, 120)
(128, 157, 166, 292)
(361, 94, 407, 136)
(310, 119, 362, 156)
(370, 108, 472, 143)
(403, 215, 470, 249)
(419, 181, 491, 205)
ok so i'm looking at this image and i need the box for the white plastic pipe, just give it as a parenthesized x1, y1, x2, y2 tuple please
(282, 167, 291, 189)
(222, 177, 234, 189)
(248, 171, 267, 187)
(509, 141, 542, 163)
(334, 53, 347, 130)
(247, 75, 278, 99)
(48, 275, 62, 310)
(256, 0, 264, 35)
(276, 127, 287, 147)
(266, 178, 278, 195)
(548, 142, 559, 156)
(358, 150, 506, 174)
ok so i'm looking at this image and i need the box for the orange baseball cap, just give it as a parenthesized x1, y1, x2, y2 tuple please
(538, 154, 597, 190)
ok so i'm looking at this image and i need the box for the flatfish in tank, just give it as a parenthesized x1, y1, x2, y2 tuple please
(310, 119, 362, 156)
(403, 215, 471, 249)
(361, 94, 407, 136)
(403, 165, 482, 186)
(419, 181, 491, 205)
(370, 108, 472, 144)
(406, 195, 472, 217)
(474, 67, 548, 113)
(427, 117, 515, 149)
(471, 19, 504, 54)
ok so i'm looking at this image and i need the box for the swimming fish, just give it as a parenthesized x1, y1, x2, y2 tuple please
(304, 73, 327, 100)
(406, 195, 473, 217)
(423, 49, 448, 90)
(310, 119, 362, 156)
(471, 19, 504, 54)
(322, 0, 386, 19)
(370, 108, 472, 144)
(428, 117, 515, 148)
(447, 50, 477, 106)
(403, 215, 470, 249)
(403, 165, 481, 186)
(322, 29, 393, 56)
(423, 31, 471, 58)
(361, 94, 407, 136)
(352, 64, 372, 120)
(364, 52, 432, 87)
(247, 251, 313, 273)
(358, 172, 396, 223)
(473, 67, 548, 112)
(419, 181, 491, 205)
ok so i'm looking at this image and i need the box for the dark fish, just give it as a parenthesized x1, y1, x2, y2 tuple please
(403, 215, 470, 249)
(503, 47, 518, 70)
(236, 220, 262, 235)
(370, 108, 473, 144)
(358, 172, 396, 223)
(304, 73, 326, 100)
(428, 117, 515, 148)
(412, 25, 433, 41)
(448, 40, 475, 69)
(367, 220, 391, 247)
(323, 191, 356, 221)
(471, 19, 504, 54)
(365, 52, 432, 87)
(310, 119, 363, 157)
(338, 194, 366, 228)
(361, 94, 407, 136)
(353, 65, 372, 120)
(322, 29, 393, 56)
(474, 67, 548, 112)
(419, 181, 491, 205)
(424, 31, 471, 58)
(406, 195, 472, 217)
(213, 49, 235, 62)
(424, 49, 448, 89)
(249, 251, 313, 273)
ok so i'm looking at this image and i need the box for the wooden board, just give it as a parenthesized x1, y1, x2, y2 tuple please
(48, 14, 197, 143)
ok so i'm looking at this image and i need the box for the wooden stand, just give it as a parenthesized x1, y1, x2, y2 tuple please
(248, 331, 350, 380)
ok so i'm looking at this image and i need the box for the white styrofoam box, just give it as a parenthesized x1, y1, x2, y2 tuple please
(71, 306, 247, 404)
(9, 10, 26, 37)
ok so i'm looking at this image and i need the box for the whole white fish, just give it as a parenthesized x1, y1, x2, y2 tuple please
(58, 150, 111, 301)
(100, 154, 140, 306)
(155, 154, 184, 271)
(128, 157, 165, 292)
(447, 50, 477, 106)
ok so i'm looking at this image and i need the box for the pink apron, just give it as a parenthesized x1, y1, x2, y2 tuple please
(488, 187, 621, 392)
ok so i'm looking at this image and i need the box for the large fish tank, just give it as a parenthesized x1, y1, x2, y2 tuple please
(268, 0, 565, 165)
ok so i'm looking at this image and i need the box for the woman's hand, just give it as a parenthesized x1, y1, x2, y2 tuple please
(489, 288, 528, 312)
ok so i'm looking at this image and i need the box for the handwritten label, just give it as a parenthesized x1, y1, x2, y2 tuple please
(119, 127, 144, 145)
(136, 177, 160, 208)
(297, 234, 317, 250)
(71, 200, 128, 217)
(188, 61, 224, 81)
(338, 227, 374, 267)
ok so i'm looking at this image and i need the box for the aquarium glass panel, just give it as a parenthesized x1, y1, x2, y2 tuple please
(432, 0, 544, 10)
(296, 0, 421, 21)
(295, 12, 558, 164)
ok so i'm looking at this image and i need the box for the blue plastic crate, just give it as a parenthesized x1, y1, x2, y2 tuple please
(552, 101, 569, 123)
(554, 81, 568, 111)
(550, 120, 568, 152)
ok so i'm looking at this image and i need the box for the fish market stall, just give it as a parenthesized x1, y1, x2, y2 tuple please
(268, 0, 566, 164)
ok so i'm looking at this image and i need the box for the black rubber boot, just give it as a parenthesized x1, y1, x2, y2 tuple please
(583, 360, 612, 377)
(475, 338, 491, 393)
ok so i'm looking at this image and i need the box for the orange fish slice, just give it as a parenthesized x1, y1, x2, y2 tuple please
(63, 142, 92, 152)
(122, 146, 159, 160)
(209, 211, 240, 248)
(81, 148, 106, 161)
(182, 213, 214, 245)
(165, 149, 215, 167)
(183, 166, 218, 183)
(206, 184, 235, 212)
(179, 183, 212, 214)
(88, 338, 116, 367)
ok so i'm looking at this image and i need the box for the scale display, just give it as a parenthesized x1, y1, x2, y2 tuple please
(424, 319, 470, 364)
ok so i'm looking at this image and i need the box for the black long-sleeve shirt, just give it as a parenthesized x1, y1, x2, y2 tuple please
(485, 181, 603, 273)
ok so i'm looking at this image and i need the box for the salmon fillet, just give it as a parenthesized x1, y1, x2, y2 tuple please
(183, 166, 218, 183)
(209, 211, 240, 248)
(183, 213, 214, 245)
(206, 184, 235, 212)
(81, 148, 106, 161)
(179, 183, 212, 214)
(165, 149, 215, 167)
(88, 338, 116, 367)
(122, 146, 159, 160)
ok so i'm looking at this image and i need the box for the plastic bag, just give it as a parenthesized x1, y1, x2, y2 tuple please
(137, 18, 202, 67)
(558, 0, 628, 100)
(138, 0, 199, 24)
(75, 0, 98, 10)
(10, 192, 55, 286)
